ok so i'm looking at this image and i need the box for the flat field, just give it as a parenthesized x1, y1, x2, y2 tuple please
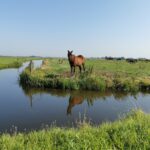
(0, 57, 40, 69)
(20, 58, 150, 92)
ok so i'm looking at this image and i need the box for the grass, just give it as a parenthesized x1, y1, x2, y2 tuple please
(0, 56, 41, 70)
(0, 110, 149, 149)
(20, 58, 150, 92)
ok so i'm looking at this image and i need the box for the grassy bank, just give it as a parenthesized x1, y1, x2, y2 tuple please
(0, 110, 149, 149)
(20, 58, 150, 92)
(0, 56, 40, 70)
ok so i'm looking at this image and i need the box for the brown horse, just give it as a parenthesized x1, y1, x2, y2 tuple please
(67, 50, 85, 75)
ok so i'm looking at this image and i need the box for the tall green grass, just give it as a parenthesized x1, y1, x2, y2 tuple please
(0, 110, 149, 149)
(20, 70, 107, 91)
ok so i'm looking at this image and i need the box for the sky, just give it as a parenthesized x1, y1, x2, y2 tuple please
(0, 0, 150, 58)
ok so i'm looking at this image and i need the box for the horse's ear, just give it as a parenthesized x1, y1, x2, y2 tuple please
(71, 50, 73, 54)
(68, 50, 70, 53)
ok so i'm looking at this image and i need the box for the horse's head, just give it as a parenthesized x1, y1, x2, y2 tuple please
(67, 50, 73, 57)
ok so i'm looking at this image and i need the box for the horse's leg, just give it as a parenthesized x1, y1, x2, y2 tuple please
(74, 66, 76, 74)
(70, 66, 73, 76)
(71, 66, 75, 76)
(79, 66, 82, 73)
(82, 63, 85, 72)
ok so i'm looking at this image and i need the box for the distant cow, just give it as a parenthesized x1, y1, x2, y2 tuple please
(105, 56, 125, 61)
(116, 57, 125, 61)
(138, 58, 150, 62)
(126, 58, 137, 63)
(105, 56, 114, 60)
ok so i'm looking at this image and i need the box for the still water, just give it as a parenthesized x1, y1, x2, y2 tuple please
(0, 60, 150, 132)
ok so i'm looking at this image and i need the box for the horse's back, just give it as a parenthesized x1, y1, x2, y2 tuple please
(77, 55, 85, 62)
(77, 55, 84, 58)
(71, 96, 84, 105)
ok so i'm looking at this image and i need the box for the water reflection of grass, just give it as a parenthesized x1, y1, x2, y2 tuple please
(21, 86, 142, 114)
(20, 58, 150, 92)
(0, 110, 149, 149)
(22, 86, 138, 101)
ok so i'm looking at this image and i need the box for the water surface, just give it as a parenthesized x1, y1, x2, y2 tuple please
(0, 61, 150, 132)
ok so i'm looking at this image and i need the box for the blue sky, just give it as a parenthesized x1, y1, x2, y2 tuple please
(0, 0, 150, 58)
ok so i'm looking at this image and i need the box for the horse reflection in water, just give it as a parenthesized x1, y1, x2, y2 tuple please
(21, 87, 136, 114)
(67, 95, 85, 115)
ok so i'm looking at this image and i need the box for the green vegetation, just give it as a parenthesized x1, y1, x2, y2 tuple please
(0, 110, 149, 149)
(0, 56, 40, 70)
(20, 58, 150, 92)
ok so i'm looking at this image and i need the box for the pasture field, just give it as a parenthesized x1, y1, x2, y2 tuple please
(0, 57, 40, 70)
(0, 110, 149, 149)
(20, 58, 150, 92)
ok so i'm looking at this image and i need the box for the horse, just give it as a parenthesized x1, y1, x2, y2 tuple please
(67, 50, 85, 75)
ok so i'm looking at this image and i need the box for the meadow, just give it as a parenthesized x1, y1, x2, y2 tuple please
(1, 57, 150, 149)
(0, 110, 149, 150)
(0, 56, 40, 70)
(20, 58, 150, 92)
